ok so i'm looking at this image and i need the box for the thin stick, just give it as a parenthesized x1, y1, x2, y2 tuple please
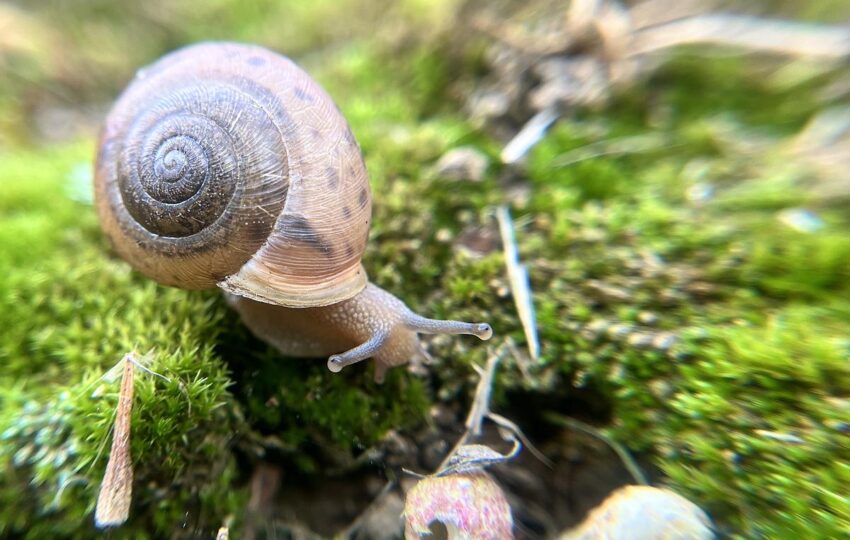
(503, 337, 533, 384)
(88, 351, 168, 475)
(97, 350, 169, 386)
(497, 206, 540, 361)
(501, 107, 560, 164)
(95, 354, 136, 528)
(546, 413, 648, 485)
(631, 14, 850, 59)
(466, 346, 505, 436)
(425, 344, 552, 477)
(551, 134, 672, 168)
(126, 353, 171, 383)
(436, 346, 507, 473)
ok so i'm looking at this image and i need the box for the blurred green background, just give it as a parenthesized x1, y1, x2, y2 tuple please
(1, 0, 849, 538)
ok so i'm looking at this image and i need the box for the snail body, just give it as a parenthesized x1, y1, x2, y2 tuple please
(94, 42, 491, 380)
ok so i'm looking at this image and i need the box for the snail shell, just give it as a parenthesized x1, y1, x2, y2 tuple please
(95, 42, 370, 307)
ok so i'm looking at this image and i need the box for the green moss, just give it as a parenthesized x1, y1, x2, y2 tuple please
(2, 4, 850, 538)
(659, 308, 850, 538)
(0, 141, 430, 536)
(515, 54, 850, 537)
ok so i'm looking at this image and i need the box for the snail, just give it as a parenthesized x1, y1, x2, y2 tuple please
(94, 42, 492, 382)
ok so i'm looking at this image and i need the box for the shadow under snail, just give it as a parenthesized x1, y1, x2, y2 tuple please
(94, 42, 493, 382)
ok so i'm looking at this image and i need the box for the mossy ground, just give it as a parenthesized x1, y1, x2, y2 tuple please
(1, 1, 849, 538)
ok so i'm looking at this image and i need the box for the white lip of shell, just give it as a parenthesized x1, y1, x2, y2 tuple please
(218, 260, 368, 309)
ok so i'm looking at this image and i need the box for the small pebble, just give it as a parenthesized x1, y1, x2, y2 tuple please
(586, 319, 610, 334)
(652, 332, 678, 351)
(560, 485, 714, 540)
(777, 208, 824, 233)
(637, 311, 659, 325)
(825, 420, 850, 434)
(648, 380, 674, 400)
(467, 89, 511, 123)
(359, 492, 405, 540)
(755, 429, 805, 445)
(433, 146, 489, 182)
(404, 472, 514, 539)
(454, 225, 500, 258)
(626, 332, 654, 348)
(606, 323, 634, 339)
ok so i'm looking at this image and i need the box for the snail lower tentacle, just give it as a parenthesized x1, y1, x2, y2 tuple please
(327, 331, 390, 373)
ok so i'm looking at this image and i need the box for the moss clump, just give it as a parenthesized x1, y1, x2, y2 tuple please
(0, 141, 430, 537)
(321, 37, 850, 537)
(507, 54, 850, 536)
(663, 307, 850, 538)
(0, 144, 243, 537)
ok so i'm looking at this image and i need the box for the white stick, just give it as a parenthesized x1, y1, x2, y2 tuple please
(497, 206, 540, 360)
(501, 107, 560, 164)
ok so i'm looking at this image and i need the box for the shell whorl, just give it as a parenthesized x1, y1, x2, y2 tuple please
(116, 79, 288, 240)
(95, 42, 371, 307)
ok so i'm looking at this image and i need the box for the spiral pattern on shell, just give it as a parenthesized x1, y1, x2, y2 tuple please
(118, 82, 286, 238)
(95, 43, 371, 304)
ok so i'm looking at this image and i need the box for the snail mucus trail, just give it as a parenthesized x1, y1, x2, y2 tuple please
(94, 42, 492, 382)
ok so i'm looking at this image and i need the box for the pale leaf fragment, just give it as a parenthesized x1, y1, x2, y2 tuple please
(94, 354, 136, 528)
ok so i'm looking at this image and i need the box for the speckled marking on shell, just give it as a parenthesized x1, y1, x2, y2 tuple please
(293, 86, 315, 103)
(326, 166, 339, 189)
(278, 214, 335, 258)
